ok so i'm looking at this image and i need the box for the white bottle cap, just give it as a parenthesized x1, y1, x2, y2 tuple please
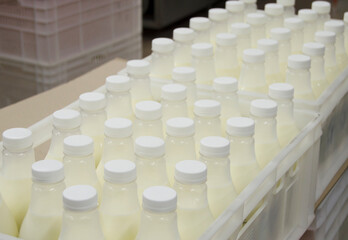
(200, 136, 230, 158)
(230, 22, 251, 36)
(284, 17, 305, 30)
(270, 28, 291, 40)
(135, 136, 165, 158)
(127, 60, 150, 76)
(173, 28, 195, 43)
(216, 33, 237, 46)
(243, 49, 265, 63)
(106, 75, 131, 93)
(242, 0, 256, 3)
(257, 39, 278, 53)
(287, 54, 311, 69)
(166, 117, 195, 137)
(191, 43, 214, 57)
(315, 31, 336, 44)
(345, 12, 348, 23)
(213, 77, 238, 93)
(226, 117, 255, 137)
(104, 160, 136, 184)
(277, 0, 295, 7)
(175, 160, 207, 184)
(32, 160, 64, 184)
(246, 13, 267, 25)
(135, 101, 162, 121)
(63, 135, 94, 157)
(268, 83, 294, 100)
(152, 38, 175, 53)
(172, 67, 196, 82)
(226, 1, 244, 13)
(142, 186, 177, 213)
(190, 17, 211, 31)
(250, 99, 278, 118)
(2, 128, 33, 151)
(265, 3, 284, 16)
(161, 84, 187, 101)
(302, 42, 325, 56)
(104, 118, 132, 138)
(324, 20, 344, 34)
(312, 1, 331, 14)
(79, 92, 106, 111)
(298, 9, 318, 22)
(63, 185, 98, 211)
(52, 109, 81, 130)
(194, 99, 221, 117)
(208, 8, 229, 22)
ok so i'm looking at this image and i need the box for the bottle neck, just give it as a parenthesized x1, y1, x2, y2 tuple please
(335, 34, 346, 55)
(273, 99, 295, 123)
(173, 181, 209, 209)
(199, 154, 231, 184)
(265, 52, 280, 74)
(227, 135, 256, 163)
(253, 116, 279, 143)
(324, 43, 337, 67)
(1, 147, 35, 178)
(310, 55, 326, 78)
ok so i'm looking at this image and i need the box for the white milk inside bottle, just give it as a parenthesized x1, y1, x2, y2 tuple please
(344, 13, 348, 55)
(246, 13, 267, 48)
(239, 48, 268, 93)
(150, 38, 175, 101)
(302, 42, 329, 98)
(268, 83, 300, 147)
(0, 128, 34, 227)
(165, 118, 196, 185)
(97, 118, 134, 185)
(173, 160, 214, 240)
(277, 0, 295, 18)
(265, 3, 284, 37)
(208, 8, 229, 46)
(189, 17, 211, 44)
(136, 186, 180, 240)
(63, 135, 101, 199)
(105, 75, 133, 120)
(100, 160, 140, 240)
(284, 17, 305, 54)
(79, 92, 107, 167)
(19, 160, 65, 240)
(226, 117, 260, 193)
(215, 33, 239, 77)
(257, 38, 283, 85)
(134, 136, 169, 203)
(133, 100, 163, 139)
(0, 193, 18, 236)
(199, 136, 237, 218)
(59, 185, 104, 240)
(286, 54, 316, 100)
(173, 28, 195, 67)
(126, 59, 153, 107)
(242, 0, 257, 16)
(250, 99, 281, 168)
(230, 23, 251, 64)
(45, 109, 81, 162)
(226, 1, 245, 25)
(298, 9, 318, 43)
(312, 1, 331, 31)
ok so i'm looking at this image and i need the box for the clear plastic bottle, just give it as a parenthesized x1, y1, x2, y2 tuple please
(257, 38, 282, 85)
(265, 3, 284, 37)
(134, 136, 169, 203)
(230, 23, 251, 64)
(208, 8, 229, 46)
(63, 135, 101, 199)
(165, 117, 196, 185)
(0, 128, 34, 227)
(133, 101, 163, 139)
(246, 13, 267, 48)
(268, 83, 300, 147)
(226, 117, 260, 193)
(100, 160, 140, 240)
(105, 75, 133, 120)
(250, 99, 281, 168)
(242, 0, 257, 16)
(79, 92, 107, 167)
(199, 136, 237, 218)
(189, 17, 211, 44)
(213, 77, 240, 134)
(126, 60, 153, 107)
(173, 160, 214, 240)
(225, 1, 245, 25)
(173, 28, 195, 67)
(0, 193, 18, 236)
(345, 13, 348, 55)
(286, 54, 315, 100)
(136, 186, 180, 240)
(312, 1, 331, 31)
(284, 17, 305, 54)
(45, 109, 81, 162)
(239, 48, 268, 93)
(20, 160, 65, 240)
(215, 33, 239, 77)
(277, 0, 295, 19)
(298, 9, 318, 43)
(302, 42, 329, 98)
(315, 31, 339, 83)
(97, 118, 134, 184)
(59, 185, 104, 240)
